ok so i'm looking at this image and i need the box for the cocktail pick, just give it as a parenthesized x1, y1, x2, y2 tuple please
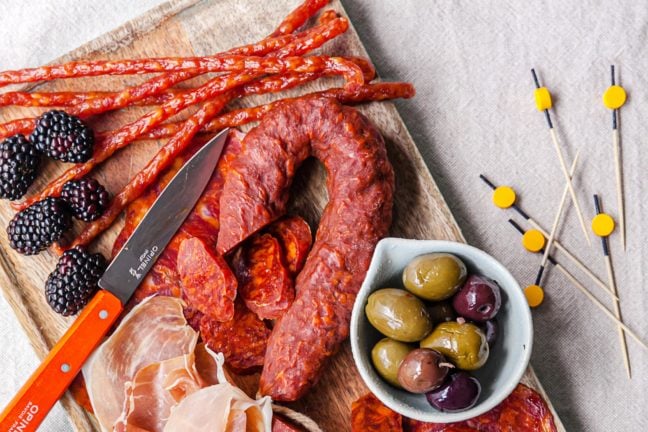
(603, 65, 627, 250)
(479, 175, 613, 297)
(593, 194, 630, 378)
(508, 219, 618, 305)
(531, 68, 591, 246)
(508, 219, 648, 352)
(533, 151, 580, 289)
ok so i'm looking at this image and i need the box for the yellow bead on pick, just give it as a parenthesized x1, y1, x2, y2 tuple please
(591, 213, 615, 237)
(603, 85, 627, 109)
(493, 186, 516, 209)
(534, 87, 552, 111)
(522, 229, 546, 252)
(524, 284, 545, 308)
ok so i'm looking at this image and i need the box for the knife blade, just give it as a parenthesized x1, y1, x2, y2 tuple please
(0, 128, 230, 432)
(100, 128, 230, 303)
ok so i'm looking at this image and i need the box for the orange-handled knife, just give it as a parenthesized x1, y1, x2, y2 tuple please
(0, 129, 230, 432)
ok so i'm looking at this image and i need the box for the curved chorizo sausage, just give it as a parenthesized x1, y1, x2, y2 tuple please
(217, 97, 394, 400)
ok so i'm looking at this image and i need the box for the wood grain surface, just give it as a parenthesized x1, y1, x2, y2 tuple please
(0, 0, 565, 431)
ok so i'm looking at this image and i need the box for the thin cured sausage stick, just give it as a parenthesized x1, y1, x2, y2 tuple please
(101, 72, 322, 140)
(0, 89, 184, 108)
(269, 0, 329, 37)
(203, 82, 415, 129)
(271, 17, 348, 58)
(68, 17, 348, 116)
(0, 71, 196, 139)
(0, 54, 365, 85)
(0, 16, 348, 140)
(141, 82, 415, 140)
(15, 39, 358, 211)
(0, 91, 127, 108)
(108, 55, 374, 141)
(0, 14, 346, 89)
(318, 9, 340, 25)
(0, 118, 33, 138)
(66, 71, 196, 116)
(345, 56, 375, 80)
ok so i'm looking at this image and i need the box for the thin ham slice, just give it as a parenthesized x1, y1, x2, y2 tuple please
(163, 352, 272, 432)
(84, 296, 198, 431)
(85, 296, 273, 432)
(113, 353, 204, 432)
(164, 385, 272, 432)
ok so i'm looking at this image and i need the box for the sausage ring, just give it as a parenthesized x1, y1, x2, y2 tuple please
(217, 97, 394, 400)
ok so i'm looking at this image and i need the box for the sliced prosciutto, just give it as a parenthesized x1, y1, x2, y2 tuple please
(163, 384, 272, 432)
(85, 296, 273, 432)
(113, 353, 204, 432)
(84, 296, 198, 431)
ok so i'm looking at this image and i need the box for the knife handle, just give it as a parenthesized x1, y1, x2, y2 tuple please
(0, 290, 123, 432)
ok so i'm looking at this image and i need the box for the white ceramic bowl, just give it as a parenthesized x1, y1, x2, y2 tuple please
(350, 238, 533, 423)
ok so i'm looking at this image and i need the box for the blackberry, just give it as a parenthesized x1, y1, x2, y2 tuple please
(0, 135, 41, 200)
(7, 197, 72, 255)
(45, 246, 106, 316)
(30, 110, 94, 163)
(61, 178, 109, 221)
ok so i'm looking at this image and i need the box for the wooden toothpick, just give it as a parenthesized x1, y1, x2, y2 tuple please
(557, 257, 648, 353)
(594, 194, 630, 378)
(531, 69, 591, 246)
(534, 151, 580, 286)
(609, 65, 626, 250)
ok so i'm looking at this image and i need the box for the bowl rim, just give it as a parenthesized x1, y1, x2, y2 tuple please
(350, 237, 533, 423)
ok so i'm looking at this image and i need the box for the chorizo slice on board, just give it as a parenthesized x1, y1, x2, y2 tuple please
(351, 393, 403, 432)
(199, 300, 271, 374)
(232, 233, 295, 320)
(268, 216, 313, 275)
(178, 237, 237, 322)
(217, 97, 394, 401)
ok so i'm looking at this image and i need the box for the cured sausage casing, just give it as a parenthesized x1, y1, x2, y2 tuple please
(217, 97, 394, 400)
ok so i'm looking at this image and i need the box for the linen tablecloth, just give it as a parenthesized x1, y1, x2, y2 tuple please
(1, 1, 646, 430)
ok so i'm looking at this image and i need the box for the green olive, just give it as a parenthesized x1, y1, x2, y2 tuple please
(402, 253, 467, 301)
(371, 338, 414, 387)
(420, 320, 489, 370)
(365, 288, 433, 342)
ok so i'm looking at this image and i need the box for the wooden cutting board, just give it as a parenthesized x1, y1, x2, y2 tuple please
(0, 0, 566, 431)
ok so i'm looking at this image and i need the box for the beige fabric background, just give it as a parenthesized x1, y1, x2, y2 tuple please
(1, 1, 646, 431)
